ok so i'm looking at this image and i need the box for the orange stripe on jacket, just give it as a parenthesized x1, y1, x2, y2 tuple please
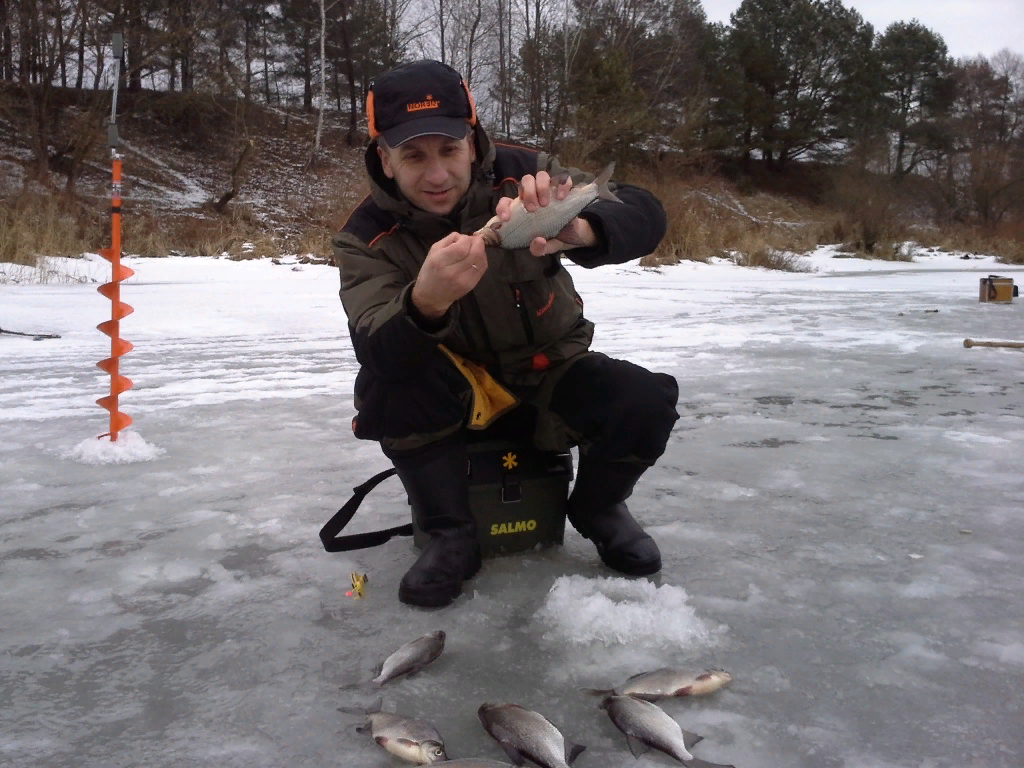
(368, 224, 399, 249)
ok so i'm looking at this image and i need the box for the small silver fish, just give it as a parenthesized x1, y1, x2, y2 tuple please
(476, 163, 621, 249)
(340, 698, 448, 765)
(584, 668, 733, 702)
(601, 695, 734, 767)
(477, 702, 585, 768)
(368, 630, 446, 687)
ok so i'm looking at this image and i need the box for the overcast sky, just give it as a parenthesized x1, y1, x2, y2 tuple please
(701, 0, 1023, 60)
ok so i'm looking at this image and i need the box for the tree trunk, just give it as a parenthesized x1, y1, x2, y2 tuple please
(75, 1, 85, 89)
(262, 21, 271, 102)
(243, 18, 253, 100)
(127, 0, 142, 91)
(0, 0, 10, 81)
(92, 47, 103, 89)
(213, 140, 255, 213)
(309, 0, 326, 162)
(439, 0, 446, 65)
(337, 0, 358, 145)
(465, 0, 482, 85)
(57, 4, 67, 88)
(302, 30, 312, 111)
(17, 0, 29, 82)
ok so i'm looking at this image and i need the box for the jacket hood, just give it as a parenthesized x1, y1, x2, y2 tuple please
(364, 122, 497, 228)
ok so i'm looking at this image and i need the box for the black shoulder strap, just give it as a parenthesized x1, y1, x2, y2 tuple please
(319, 468, 414, 552)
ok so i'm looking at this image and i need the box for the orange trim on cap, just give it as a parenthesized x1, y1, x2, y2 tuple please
(463, 80, 478, 126)
(367, 90, 379, 139)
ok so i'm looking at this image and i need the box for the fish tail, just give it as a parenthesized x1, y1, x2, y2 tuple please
(566, 743, 587, 766)
(337, 696, 382, 718)
(595, 162, 621, 203)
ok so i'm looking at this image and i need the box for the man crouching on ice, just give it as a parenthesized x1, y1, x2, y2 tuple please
(333, 59, 679, 607)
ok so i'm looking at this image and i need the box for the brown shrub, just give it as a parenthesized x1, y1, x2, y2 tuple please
(826, 170, 909, 257)
(731, 245, 808, 271)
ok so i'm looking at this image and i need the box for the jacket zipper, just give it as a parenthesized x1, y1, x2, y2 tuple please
(512, 286, 535, 345)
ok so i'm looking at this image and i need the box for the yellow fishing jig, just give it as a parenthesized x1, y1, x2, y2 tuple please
(347, 572, 369, 599)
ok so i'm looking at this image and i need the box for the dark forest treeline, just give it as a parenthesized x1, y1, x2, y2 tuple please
(2, 0, 1023, 228)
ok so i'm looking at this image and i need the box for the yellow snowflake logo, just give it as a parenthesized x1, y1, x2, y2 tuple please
(502, 452, 518, 470)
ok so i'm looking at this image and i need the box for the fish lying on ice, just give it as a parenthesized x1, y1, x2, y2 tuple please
(475, 163, 621, 250)
(344, 630, 446, 688)
(477, 702, 585, 768)
(584, 668, 733, 701)
(601, 694, 734, 767)
(339, 698, 448, 764)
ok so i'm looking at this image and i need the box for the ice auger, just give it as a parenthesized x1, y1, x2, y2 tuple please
(96, 33, 133, 441)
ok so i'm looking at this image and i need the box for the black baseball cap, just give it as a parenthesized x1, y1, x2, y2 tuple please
(367, 60, 477, 147)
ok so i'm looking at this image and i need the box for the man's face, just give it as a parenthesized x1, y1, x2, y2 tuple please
(378, 133, 476, 215)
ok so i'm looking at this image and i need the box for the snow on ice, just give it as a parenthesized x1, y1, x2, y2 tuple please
(1, 247, 1023, 767)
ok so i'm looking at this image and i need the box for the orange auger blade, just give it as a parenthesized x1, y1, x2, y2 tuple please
(96, 150, 133, 442)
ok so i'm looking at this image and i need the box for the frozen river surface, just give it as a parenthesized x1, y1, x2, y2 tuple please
(2, 251, 1023, 767)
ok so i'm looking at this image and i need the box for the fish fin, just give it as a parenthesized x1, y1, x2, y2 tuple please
(594, 162, 621, 203)
(675, 685, 693, 697)
(631, 693, 662, 702)
(374, 735, 388, 746)
(624, 670, 652, 682)
(355, 722, 371, 734)
(396, 738, 418, 747)
(625, 735, 651, 758)
(582, 687, 613, 697)
(553, 170, 572, 186)
(566, 742, 587, 765)
(682, 729, 705, 750)
(696, 672, 713, 681)
(498, 743, 529, 766)
(336, 704, 366, 715)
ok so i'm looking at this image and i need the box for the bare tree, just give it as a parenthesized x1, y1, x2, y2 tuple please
(18, 0, 83, 184)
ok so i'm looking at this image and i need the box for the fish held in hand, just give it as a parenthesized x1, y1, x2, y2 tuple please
(339, 698, 448, 764)
(476, 163, 621, 250)
(584, 668, 733, 702)
(601, 695, 733, 767)
(477, 702, 586, 768)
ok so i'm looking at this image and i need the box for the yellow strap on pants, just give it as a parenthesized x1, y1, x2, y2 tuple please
(438, 344, 519, 429)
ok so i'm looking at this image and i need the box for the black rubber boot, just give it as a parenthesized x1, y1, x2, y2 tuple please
(391, 440, 482, 607)
(567, 458, 661, 576)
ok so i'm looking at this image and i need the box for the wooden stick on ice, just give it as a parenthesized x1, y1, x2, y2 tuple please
(964, 338, 1024, 349)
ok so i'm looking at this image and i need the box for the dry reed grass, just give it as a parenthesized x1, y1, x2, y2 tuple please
(631, 172, 817, 270)
(0, 193, 102, 266)
(912, 220, 1024, 264)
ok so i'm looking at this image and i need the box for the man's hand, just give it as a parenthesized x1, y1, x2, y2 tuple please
(411, 232, 488, 320)
(495, 171, 598, 257)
